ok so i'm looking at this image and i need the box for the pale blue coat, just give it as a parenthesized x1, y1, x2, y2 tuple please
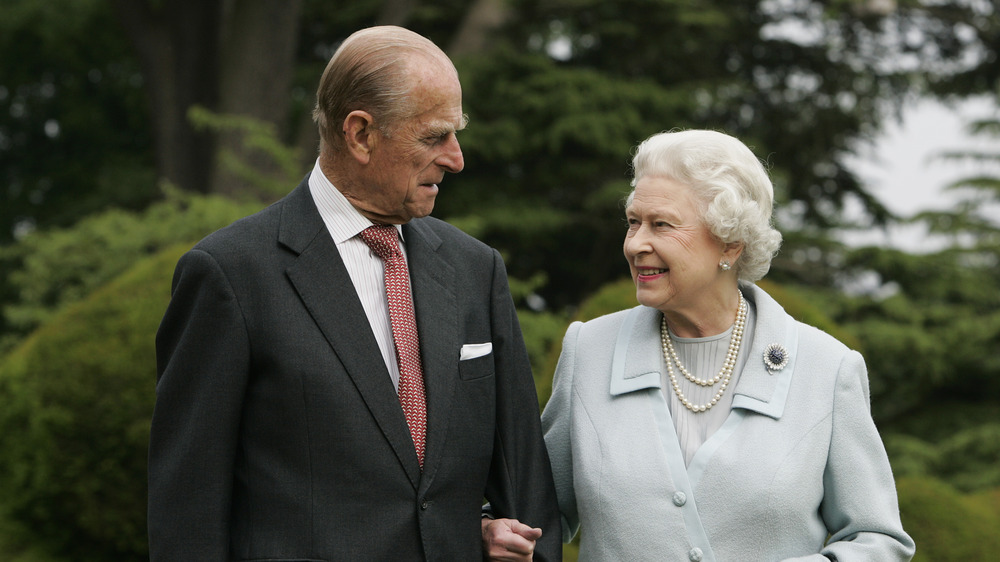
(541, 283, 915, 561)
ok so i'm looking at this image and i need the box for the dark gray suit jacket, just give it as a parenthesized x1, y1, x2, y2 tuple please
(149, 177, 561, 561)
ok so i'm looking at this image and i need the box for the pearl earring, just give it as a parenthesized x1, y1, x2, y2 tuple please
(719, 260, 731, 271)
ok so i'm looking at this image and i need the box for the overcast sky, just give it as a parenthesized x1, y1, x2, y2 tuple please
(840, 95, 1000, 251)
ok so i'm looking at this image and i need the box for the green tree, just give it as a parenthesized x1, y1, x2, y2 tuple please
(111, 0, 305, 198)
(439, 0, 999, 307)
(0, 0, 156, 243)
(778, 107, 1000, 511)
(4, 0, 996, 258)
(848, 110, 1000, 422)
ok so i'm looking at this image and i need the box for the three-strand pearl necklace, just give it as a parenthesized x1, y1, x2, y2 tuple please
(660, 291, 747, 413)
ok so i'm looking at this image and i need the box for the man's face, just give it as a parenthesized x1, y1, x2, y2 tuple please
(352, 62, 465, 224)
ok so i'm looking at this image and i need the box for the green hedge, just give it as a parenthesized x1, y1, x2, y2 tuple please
(0, 243, 188, 561)
(1, 189, 263, 353)
(898, 477, 1000, 561)
(886, 422, 1000, 493)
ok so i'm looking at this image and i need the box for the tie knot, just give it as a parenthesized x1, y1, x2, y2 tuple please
(359, 225, 402, 260)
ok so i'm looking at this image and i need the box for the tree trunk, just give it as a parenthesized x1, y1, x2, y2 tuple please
(213, 0, 303, 198)
(376, 0, 418, 27)
(113, 0, 222, 194)
(113, 0, 303, 198)
(447, 0, 510, 58)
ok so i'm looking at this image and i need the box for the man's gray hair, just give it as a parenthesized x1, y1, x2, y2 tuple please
(313, 26, 455, 149)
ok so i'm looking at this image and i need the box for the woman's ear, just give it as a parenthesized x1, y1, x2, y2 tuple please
(723, 241, 744, 265)
(343, 110, 376, 164)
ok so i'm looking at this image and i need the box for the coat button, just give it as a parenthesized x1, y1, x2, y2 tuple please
(420, 501, 431, 510)
(672, 491, 687, 506)
(688, 547, 703, 561)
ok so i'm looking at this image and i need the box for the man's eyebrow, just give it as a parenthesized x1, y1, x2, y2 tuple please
(427, 117, 467, 136)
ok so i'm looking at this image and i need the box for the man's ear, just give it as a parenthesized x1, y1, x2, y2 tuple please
(343, 110, 376, 164)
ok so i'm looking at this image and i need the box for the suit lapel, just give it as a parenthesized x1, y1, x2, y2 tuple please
(279, 181, 422, 488)
(402, 219, 458, 483)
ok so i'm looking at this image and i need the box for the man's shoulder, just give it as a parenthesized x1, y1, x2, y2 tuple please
(195, 182, 312, 254)
(194, 200, 282, 253)
(409, 215, 492, 253)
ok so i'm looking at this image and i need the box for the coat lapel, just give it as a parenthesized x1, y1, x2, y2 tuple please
(730, 282, 798, 419)
(609, 306, 662, 396)
(608, 284, 800, 420)
(279, 182, 422, 488)
(402, 219, 458, 483)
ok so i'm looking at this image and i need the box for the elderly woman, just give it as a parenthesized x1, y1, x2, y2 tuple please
(537, 130, 915, 561)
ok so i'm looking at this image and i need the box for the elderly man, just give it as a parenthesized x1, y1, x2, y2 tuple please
(148, 25, 560, 561)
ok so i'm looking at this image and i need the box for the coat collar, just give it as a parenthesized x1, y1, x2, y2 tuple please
(609, 282, 798, 419)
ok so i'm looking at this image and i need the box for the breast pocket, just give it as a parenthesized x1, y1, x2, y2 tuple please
(458, 353, 494, 380)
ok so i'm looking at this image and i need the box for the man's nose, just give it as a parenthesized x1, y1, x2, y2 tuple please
(438, 135, 464, 173)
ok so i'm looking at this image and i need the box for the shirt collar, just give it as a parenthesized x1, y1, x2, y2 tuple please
(308, 158, 404, 244)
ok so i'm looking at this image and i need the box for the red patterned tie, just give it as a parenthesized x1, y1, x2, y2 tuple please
(359, 225, 427, 468)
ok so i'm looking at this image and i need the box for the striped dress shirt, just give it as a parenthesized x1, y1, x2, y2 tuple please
(308, 159, 406, 391)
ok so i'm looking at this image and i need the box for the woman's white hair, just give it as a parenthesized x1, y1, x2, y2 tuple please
(627, 129, 782, 282)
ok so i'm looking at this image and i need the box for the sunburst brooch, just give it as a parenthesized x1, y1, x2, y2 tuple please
(763, 343, 790, 373)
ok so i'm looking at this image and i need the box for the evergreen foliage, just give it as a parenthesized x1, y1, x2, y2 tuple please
(0, 189, 264, 354)
(896, 477, 1000, 562)
(187, 105, 305, 201)
(0, 244, 188, 561)
(887, 422, 1000, 493)
(0, 511, 64, 562)
(5, 0, 995, 308)
(0, 0, 154, 243)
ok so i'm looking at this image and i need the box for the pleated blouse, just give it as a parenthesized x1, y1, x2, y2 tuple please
(661, 296, 758, 466)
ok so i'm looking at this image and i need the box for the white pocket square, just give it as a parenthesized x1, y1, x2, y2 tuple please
(460, 342, 493, 360)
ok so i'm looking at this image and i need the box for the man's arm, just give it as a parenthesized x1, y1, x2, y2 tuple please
(482, 249, 562, 562)
(149, 249, 248, 560)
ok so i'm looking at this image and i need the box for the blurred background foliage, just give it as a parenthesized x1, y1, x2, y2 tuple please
(0, 0, 998, 560)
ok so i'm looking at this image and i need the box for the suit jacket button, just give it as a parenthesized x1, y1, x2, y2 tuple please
(421, 501, 431, 510)
(688, 547, 703, 561)
(672, 491, 687, 506)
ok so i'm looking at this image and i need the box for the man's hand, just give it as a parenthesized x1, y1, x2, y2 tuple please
(481, 517, 543, 562)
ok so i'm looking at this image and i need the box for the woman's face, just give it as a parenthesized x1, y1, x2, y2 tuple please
(623, 176, 730, 316)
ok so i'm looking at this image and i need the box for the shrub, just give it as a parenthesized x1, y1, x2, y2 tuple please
(0, 244, 188, 560)
(897, 477, 1000, 561)
(0, 189, 263, 353)
(0, 511, 67, 562)
(886, 423, 1000, 493)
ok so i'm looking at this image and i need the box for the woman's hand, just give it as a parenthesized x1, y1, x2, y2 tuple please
(481, 517, 543, 561)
